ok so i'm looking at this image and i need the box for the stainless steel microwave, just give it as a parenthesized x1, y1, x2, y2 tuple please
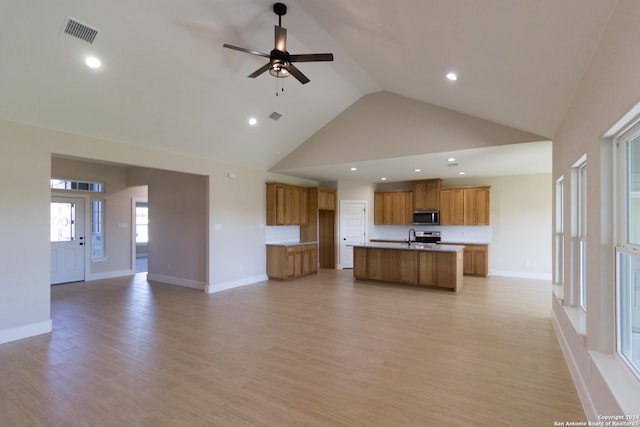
(413, 210, 440, 225)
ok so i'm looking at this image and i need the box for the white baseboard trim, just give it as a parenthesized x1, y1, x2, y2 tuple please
(0, 320, 52, 345)
(147, 273, 206, 290)
(86, 269, 135, 281)
(489, 270, 552, 280)
(551, 309, 597, 420)
(205, 274, 268, 294)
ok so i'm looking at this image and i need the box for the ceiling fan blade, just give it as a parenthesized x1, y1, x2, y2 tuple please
(275, 26, 287, 52)
(286, 63, 310, 84)
(248, 62, 272, 78)
(223, 44, 270, 58)
(289, 53, 334, 62)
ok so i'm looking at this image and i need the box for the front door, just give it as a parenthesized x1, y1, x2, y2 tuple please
(339, 201, 366, 269)
(51, 196, 86, 284)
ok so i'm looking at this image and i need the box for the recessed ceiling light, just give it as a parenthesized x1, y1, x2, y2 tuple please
(459, 171, 466, 175)
(85, 56, 101, 69)
(380, 177, 387, 181)
(248, 117, 257, 126)
(350, 167, 357, 171)
(448, 157, 456, 162)
(414, 168, 421, 172)
(446, 72, 458, 81)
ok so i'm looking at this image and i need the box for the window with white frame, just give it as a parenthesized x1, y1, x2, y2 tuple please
(572, 156, 587, 310)
(578, 161, 587, 310)
(91, 199, 104, 258)
(555, 177, 564, 286)
(616, 125, 640, 378)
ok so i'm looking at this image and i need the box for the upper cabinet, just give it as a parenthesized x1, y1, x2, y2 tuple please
(374, 191, 413, 225)
(463, 186, 490, 225)
(317, 187, 336, 210)
(439, 188, 465, 225)
(266, 183, 309, 226)
(412, 179, 441, 211)
(439, 186, 490, 226)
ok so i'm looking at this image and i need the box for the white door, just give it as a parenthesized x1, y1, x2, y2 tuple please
(340, 201, 366, 269)
(51, 196, 86, 284)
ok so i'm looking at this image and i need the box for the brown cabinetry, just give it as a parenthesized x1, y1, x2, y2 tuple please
(439, 188, 464, 225)
(463, 187, 490, 226)
(355, 245, 463, 292)
(462, 244, 489, 277)
(300, 187, 336, 269)
(266, 183, 309, 226)
(417, 251, 458, 289)
(412, 179, 441, 211)
(439, 186, 490, 226)
(317, 187, 336, 210)
(374, 191, 413, 225)
(267, 243, 318, 280)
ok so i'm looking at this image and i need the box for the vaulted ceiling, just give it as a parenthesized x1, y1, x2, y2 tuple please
(0, 0, 617, 181)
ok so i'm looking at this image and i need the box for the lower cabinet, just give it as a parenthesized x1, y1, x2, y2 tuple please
(418, 251, 457, 289)
(462, 244, 489, 277)
(354, 246, 463, 292)
(267, 243, 318, 280)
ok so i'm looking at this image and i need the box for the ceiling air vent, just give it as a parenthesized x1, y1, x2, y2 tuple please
(269, 111, 283, 121)
(61, 17, 98, 44)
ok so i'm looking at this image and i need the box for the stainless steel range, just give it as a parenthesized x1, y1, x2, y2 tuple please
(414, 231, 441, 244)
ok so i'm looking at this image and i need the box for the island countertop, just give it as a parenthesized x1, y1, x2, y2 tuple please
(355, 242, 465, 252)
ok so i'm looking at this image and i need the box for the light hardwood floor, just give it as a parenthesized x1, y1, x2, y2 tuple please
(0, 270, 585, 426)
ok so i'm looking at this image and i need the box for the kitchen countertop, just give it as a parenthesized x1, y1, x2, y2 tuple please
(355, 242, 464, 252)
(370, 239, 490, 245)
(266, 241, 317, 247)
(442, 241, 490, 245)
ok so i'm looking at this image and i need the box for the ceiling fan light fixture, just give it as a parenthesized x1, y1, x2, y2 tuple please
(269, 62, 290, 78)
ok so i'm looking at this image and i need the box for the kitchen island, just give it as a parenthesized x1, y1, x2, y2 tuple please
(353, 242, 465, 292)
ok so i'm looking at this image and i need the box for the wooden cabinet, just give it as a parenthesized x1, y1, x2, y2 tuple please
(317, 187, 336, 210)
(439, 188, 464, 225)
(374, 191, 413, 225)
(266, 183, 309, 226)
(417, 251, 461, 289)
(354, 247, 417, 284)
(412, 179, 441, 211)
(355, 246, 463, 292)
(267, 243, 318, 280)
(462, 244, 489, 277)
(439, 186, 490, 226)
(463, 187, 490, 226)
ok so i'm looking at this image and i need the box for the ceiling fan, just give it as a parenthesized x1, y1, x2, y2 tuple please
(223, 2, 334, 85)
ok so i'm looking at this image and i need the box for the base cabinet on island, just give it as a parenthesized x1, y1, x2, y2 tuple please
(418, 251, 458, 289)
(267, 243, 318, 280)
(354, 245, 463, 292)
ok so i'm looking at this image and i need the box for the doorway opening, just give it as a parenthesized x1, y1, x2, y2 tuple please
(134, 199, 148, 273)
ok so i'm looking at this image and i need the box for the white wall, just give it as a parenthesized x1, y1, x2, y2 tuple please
(362, 174, 552, 279)
(273, 91, 546, 172)
(445, 174, 552, 279)
(0, 131, 51, 343)
(552, 0, 640, 418)
(0, 118, 318, 342)
(129, 167, 207, 289)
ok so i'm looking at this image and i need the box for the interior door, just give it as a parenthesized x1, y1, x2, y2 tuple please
(51, 196, 86, 284)
(339, 201, 366, 269)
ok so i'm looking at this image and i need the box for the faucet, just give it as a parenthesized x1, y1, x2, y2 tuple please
(408, 228, 416, 245)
